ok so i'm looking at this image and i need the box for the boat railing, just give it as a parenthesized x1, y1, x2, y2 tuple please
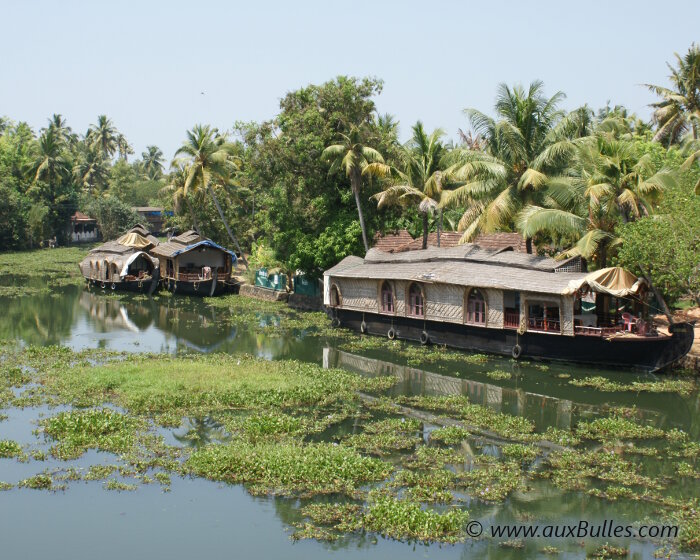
(527, 317, 561, 333)
(504, 309, 520, 329)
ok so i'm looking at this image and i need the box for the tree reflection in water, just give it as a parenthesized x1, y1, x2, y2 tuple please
(171, 416, 230, 447)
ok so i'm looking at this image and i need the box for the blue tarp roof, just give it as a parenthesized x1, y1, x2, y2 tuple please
(172, 240, 237, 263)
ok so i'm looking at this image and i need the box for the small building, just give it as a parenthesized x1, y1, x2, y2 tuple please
(70, 211, 99, 243)
(150, 230, 237, 296)
(132, 207, 173, 234)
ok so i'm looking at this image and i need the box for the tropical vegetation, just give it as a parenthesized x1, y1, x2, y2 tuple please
(0, 45, 698, 305)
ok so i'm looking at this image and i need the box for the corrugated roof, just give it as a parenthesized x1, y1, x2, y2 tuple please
(326, 254, 587, 295)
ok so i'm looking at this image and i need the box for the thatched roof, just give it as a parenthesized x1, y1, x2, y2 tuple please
(151, 230, 236, 261)
(325, 246, 588, 296)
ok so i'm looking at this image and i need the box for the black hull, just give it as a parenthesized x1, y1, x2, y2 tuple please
(330, 309, 694, 372)
(162, 277, 229, 297)
(86, 271, 160, 295)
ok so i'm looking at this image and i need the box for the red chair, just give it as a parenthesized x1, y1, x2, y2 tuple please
(621, 312, 636, 332)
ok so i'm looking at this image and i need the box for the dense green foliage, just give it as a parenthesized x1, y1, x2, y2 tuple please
(1, 45, 698, 302)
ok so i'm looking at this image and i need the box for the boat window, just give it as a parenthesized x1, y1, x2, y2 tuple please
(380, 281, 394, 313)
(466, 289, 486, 325)
(330, 284, 341, 307)
(408, 283, 424, 317)
(528, 302, 561, 332)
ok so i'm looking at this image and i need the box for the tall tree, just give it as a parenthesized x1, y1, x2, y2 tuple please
(141, 145, 164, 179)
(116, 133, 134, 162)
(372, 121, 447, 248)
(322, 125, 387, 252)
(73, 143, 109, 195)
(646, 44, 700, 144)
(442, 81, 566, 252)
(174, 124, 248, 268)
(517, 123, 675, 267)
(88, 115, 118, 159)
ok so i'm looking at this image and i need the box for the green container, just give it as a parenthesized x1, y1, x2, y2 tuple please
(293, 275, 321, 297)
(254, 268, 287, 292)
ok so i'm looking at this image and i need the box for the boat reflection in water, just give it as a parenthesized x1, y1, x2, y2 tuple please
(78, 291, 236, 353)
(322, 347, 690, 433)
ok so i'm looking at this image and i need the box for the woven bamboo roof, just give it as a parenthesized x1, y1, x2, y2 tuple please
(326, 247, 588, 295)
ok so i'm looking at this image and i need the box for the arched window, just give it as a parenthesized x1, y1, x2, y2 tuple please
(466, 289, 486, 325)
(380, 281, 394, 313)
(330, 284, 341, 307)
(103, 261, 109, 281)
(408, 283, 424, 317)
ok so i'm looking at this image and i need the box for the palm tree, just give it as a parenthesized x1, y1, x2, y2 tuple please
(646, 44, 700, 144)
(141, 145, 164, 179)
(517, 126, 675, 267)
(30, 128, 71, 187)
(161, 162, 205, 233)
(88, 115, 118, 159)
(442, 81, 567, 253)
(73, 143, 109, 195)
(46, 114, 73, 145)
(174, 124, 248, 268)
(116, 133, 134, 162)
(372, 122, 447, 249)
(679, 117, 700, 194)
(322, 125, 387, 252)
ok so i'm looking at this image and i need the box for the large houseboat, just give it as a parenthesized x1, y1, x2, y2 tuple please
(150, 230, 237, 296)
(323, 245, 694, 371)
(79, 225, 160, 294)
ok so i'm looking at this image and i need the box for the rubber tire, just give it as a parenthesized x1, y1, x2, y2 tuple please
(360, 321, 367, 334)
(512, 344, 522, 359)
(331, 317, 341, 328)
(387, 328, 396, 340)
(111, 283, 116, 290)
(420, 330, 430, 345)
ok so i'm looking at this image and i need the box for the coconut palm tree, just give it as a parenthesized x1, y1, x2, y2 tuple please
(680, 119, 700, 194)
(88, 115, 118, 159)
(372, 121, 447, 249)
(116, 134, 134, 162)
(442, 81, 567, 252)
(73, 143, 109, 195)
(173, 124, 248, 268)
(322, 125, 388, 252)
(141, 145, 164, 179)
(29, 128, 71, 187)
(646, 44, 700, 144)
(161, 163, 205, 233)
(45, 114, 74, 145)
(517, 127, 675, 267)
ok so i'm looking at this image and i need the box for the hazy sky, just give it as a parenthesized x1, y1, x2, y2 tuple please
(2, 0, 698, 160)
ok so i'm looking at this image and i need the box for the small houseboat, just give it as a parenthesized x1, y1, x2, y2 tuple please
(150, 230, 237, 296)
(79, 225, 160, 294)
(323, 245, 695, 371)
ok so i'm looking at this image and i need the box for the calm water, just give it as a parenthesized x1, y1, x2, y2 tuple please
(1, 283, 698, 559)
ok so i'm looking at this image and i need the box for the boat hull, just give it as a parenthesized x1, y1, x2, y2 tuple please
(85, 269, 160, 295)
(161, 277, 229, 297)
(329, 309, 694, 372)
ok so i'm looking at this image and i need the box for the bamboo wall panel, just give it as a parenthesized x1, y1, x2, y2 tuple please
(424, 283, 464, 324)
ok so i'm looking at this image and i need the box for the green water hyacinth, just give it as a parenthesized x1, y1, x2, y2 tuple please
(186, 441, 391, 496)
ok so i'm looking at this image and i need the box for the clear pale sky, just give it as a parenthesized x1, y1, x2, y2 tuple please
(2, 0, 698, 161)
